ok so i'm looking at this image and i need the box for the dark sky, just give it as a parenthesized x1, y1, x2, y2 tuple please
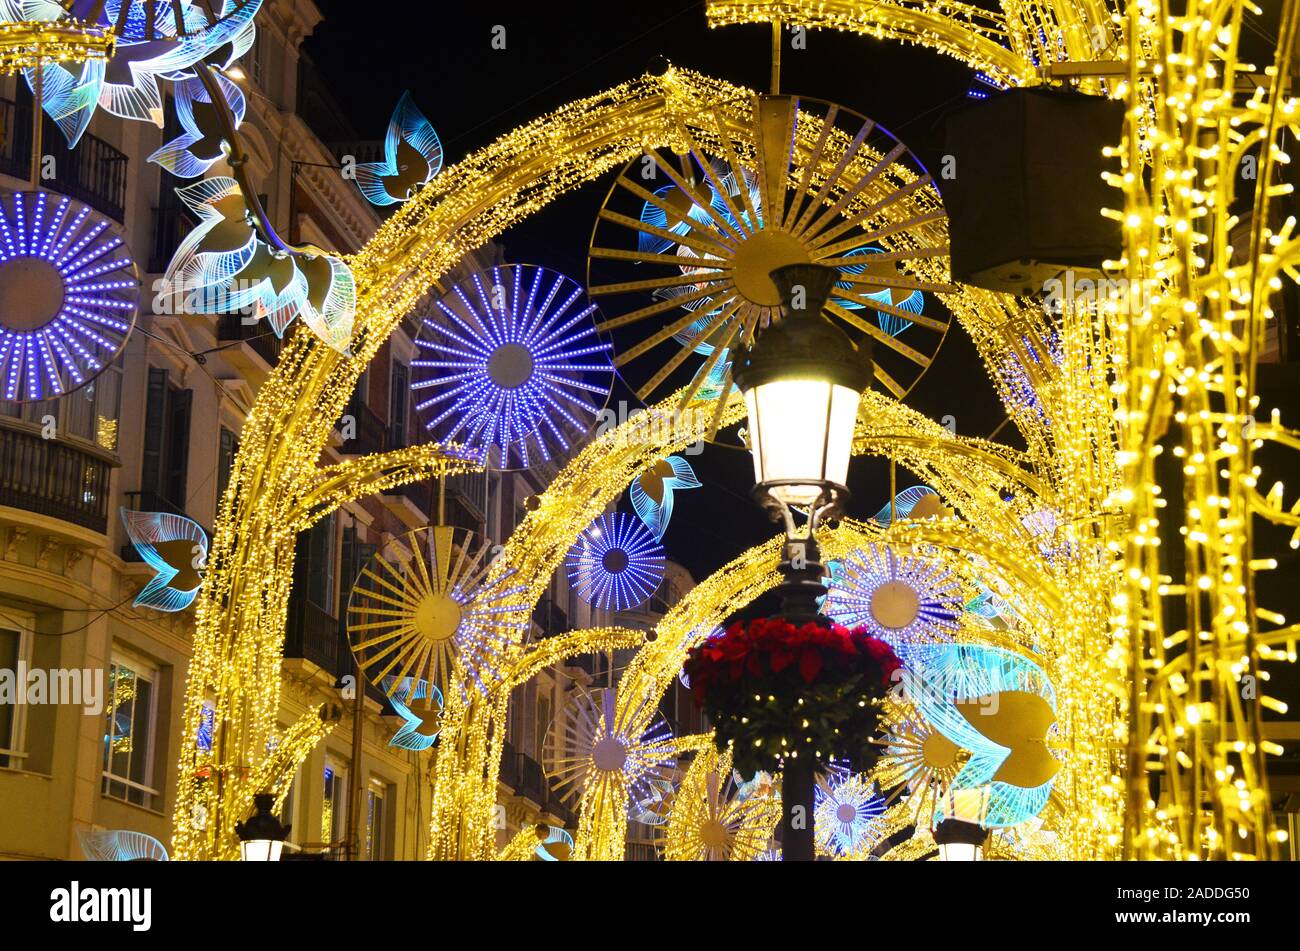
(304, 2, 1006, 586)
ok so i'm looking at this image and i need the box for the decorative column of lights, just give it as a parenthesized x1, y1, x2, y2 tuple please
(726, 262, 874, 862)
(709, 0, 1300, 862)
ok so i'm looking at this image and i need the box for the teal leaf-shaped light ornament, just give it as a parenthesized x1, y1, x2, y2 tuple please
(354, 91, 443, 206)
(120, 507, 207, 612)
(629, 455, 700, 540)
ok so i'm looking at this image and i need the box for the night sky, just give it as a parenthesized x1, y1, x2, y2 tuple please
(304, 2, 1007, 587)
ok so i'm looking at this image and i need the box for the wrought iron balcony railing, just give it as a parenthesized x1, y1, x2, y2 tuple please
(0, 94, 129, 222)
(0, 422, 113, 533)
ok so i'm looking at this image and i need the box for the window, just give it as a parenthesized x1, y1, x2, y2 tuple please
(364, 779, 387, 860)
(63, 361, 123, 451)
(217, 426, 240, 503)
(141, 367, 192, 512)
(306, 514, 338, 614)
(389, 361, 409, 449)
(322, 761, 346, 846)
(0, 623, 31, 769)
(102, 655, 160, 809)
(339, 526, 377, 619)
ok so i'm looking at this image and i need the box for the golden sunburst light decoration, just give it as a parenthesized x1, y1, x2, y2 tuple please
(542, 686, 676, 808)
(663, 747, 780, 861)
(869, 697, 966, 827)
(345, 526, 528, 698)
(588, 93, 952, 425)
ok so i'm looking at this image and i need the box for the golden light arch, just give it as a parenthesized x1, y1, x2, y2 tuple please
(173, 63, 1067, 859)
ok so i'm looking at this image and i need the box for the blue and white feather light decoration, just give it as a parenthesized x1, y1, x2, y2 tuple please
(629, 455, 700, 540)
(901, 643, 1059, 828)
(120, 507, 207, 612)
(354, 91, 443, 206)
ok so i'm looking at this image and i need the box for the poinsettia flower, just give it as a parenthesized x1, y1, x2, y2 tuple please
(354, 91, 443, 206)
(148, 72, 245, 178)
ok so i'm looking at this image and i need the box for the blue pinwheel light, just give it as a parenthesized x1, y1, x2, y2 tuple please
(824, 543, 962, 654)
(148, 72, 246, 179)
(566, 513, 666, 612)
(902, 643, 1059, 828)
(814, 771, 888, 857)
(381, 676, 444, 752)
(412, 264, 614, 470)
(196, 698, 215, 751)
(354, 91, 443, 206)
(120, 508, 207, 612)
(0, 191, 139, 402)
(629, 455, 700, 541)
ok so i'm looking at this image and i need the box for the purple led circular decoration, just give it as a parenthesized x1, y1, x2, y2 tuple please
(566, 513, 666, 612)
(0, 192, 139, 403)
(411, 264, 614, 471)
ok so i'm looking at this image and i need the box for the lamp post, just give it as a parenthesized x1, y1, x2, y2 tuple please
(733, 263, 874, 860)
(235, 793, 290, 861)
(933, 786, 990, 861)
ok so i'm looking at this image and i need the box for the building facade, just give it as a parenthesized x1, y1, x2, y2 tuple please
(0, 0, 695, 861)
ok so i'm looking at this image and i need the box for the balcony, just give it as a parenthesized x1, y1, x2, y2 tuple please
(0, 424, 114, 533)
(216, 313, 285, 370)
(0, 94, 129, 221)
(285, 596, 343, 677)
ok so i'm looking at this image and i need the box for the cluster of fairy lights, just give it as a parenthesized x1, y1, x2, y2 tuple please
(169, 6, 1298, 863)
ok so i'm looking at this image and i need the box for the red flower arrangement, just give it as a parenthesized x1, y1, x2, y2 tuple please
(684, 618, 902, 776)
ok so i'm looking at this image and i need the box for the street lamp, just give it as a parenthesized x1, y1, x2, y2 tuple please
(235, 793, 291, 861)
(732, 264, 874, 861)
(733, 262, 874, 621)
(933, 786, 990, 861)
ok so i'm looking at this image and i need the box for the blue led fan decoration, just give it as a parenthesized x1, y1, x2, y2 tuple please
(412, 264, 614, 470)
(902, 643, 1059, 828)
(0, 191, 139, 402)
(160, 177, 356, 353)
(381, 676, 444, 751)
(76, 828, 169, 861)
(630, 455, 701, 541)
(870, 485, 944, 528)
(566, 512, 665, 612)
(120, 508, 207, 612)
(354, 91, 443, 206)
(629, 778, 675, 826)
(148, 72, 246, 179)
